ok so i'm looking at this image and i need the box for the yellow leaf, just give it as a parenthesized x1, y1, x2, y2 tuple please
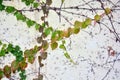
(85, 18, 92, 25)
(51, 42, 58, 50)
(105, 8, 111, 15)
(94, 14, 101, 22)
(74, 21, 82, 28)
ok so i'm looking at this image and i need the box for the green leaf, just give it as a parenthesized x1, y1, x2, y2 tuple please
(51, 31, 58, 39)
(51, 42, 58, 50)
(0, 0, 3, 4)
(64, 52, 71, 59)
(81, 22, 88, 29)
(41, 22, 46, 27)
(74, 20, 82, 28)
(33, 3, 39, 8)
(11, 49, 18, 56)
(5, 6, 15, 13)
(0, 49, 6, 57)
(17, 51, 23, 57)
(0, 69, 4, 79)
(2, 44, 7, 49)
(7, 43, 13, 52)
(20, 74, 26, 80)
(21, 70, 25, 74)
(22, 0, 26, 2)
(35, 24, 40, 30)
(61, 0, 65, 4)
(25, 1, 31, 6)
(0, 4, 5, 11)
(16, 56, 24, 62)
(85, 18, 92, 25)
(28, 56, 35, 64)
(81, 18, 92, 29)
(59, 44, 66, 50)
(44, 27, 53, 36)
(19, 70, 26, 80)
(33, 45, 39, 53)
(29, 0, 35, 3)
(14, 12, 26, 21)
(0, 40, 2, 45)
(62, 40, 66, 44)
(26, 19, 35, 27)
(15, 45, 20, 51)
(73, 27, 80, 34)
(64, 53, 75, 64)
(94, 14, 101, 22)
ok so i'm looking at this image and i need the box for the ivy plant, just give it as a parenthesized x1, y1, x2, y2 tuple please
(0, 0, 114, 80)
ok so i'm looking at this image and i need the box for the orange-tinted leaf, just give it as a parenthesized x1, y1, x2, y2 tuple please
(19, 61, 28, 70)
(63, 30, 70, 38)
(3, 65, 11, 78)
(11, 60, 19, 73)
(68, 27, 73, 35)
(24, 50, 32, 58)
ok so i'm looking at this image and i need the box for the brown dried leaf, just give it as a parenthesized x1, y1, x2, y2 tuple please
(41, 52, 47, 60)
(37, 37, 42, 43)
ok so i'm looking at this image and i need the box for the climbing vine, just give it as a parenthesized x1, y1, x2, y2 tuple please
(0, 0, 120, 80)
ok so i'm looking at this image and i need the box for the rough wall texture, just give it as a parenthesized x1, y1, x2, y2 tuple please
(0, 0, 120, 80)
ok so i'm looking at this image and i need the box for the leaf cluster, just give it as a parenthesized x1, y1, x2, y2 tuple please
(0, 41, 27, 80)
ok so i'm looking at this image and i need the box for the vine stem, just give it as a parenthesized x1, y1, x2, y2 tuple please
(97, 0, 120, 42)
(17, 7, 120, 12)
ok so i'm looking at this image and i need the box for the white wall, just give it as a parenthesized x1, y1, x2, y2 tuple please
(0, 0, 120, 80)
